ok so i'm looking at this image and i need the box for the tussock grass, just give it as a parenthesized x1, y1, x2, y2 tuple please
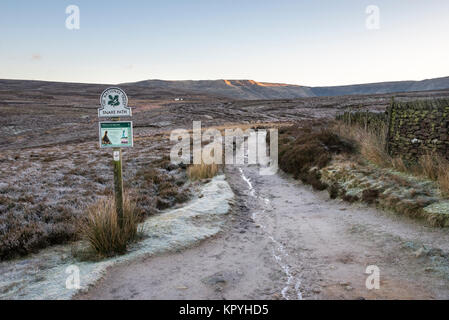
(81, 194, 140, 257)
(334, 122, 449, 196)
(332, 122, 391, 167)
(391, 157, 407, 172)
(417, 152, 449, 196)
(419, 153, 441, 181)
(187, 162, 219, 180)
(437, 170, 449, 197)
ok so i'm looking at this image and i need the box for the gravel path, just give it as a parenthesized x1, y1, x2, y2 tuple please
(78, 165, 449, 300)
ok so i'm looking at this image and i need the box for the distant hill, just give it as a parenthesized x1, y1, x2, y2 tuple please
(126, 76, 449, 100)
(311, 77, 449, 97)
(127, 79, 315, 100)
(2, 76, 449, 101)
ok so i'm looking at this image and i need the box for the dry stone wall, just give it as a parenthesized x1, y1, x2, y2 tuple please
(386, 99, 449, 160)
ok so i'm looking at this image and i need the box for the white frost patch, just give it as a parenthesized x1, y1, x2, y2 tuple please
(239, 167, 302, 300)
(423, 200, 449, 216)
(239, 167, 255, 196)
(0, 175, 233, 300)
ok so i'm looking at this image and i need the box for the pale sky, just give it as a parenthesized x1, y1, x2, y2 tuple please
(1, 0, 449, 86)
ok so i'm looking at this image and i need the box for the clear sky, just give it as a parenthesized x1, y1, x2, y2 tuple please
(1, 0, 449, 86)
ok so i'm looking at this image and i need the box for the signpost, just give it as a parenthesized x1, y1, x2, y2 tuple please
(99, 121, 133, 148)
(98, 88, 132, 228)
(98, 87, 132, 117)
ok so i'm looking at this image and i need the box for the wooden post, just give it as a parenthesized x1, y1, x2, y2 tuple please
(113, 148, 124, 228)
(99, 88, 132, 230)
(365, 109, 368, 132)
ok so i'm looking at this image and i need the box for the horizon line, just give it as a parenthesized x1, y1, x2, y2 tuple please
(1, 75, 448, 88)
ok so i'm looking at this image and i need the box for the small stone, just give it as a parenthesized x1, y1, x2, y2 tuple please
(345, 286, 354, 291)
(312, 288, 321, 294)
(414, 247, 425, 258)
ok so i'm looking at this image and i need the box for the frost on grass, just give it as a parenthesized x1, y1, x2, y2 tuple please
(0, 175, 234, 300)
(0, 135, 190, 260)
(320, 160, 449, 226)
(277, 120, 449, 226)
(423, 201, 449, 216)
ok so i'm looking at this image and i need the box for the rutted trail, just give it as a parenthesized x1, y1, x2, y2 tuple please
(230, 166, 449, 299)
(238, 167, 302, 300)
(79, 165, 449, 300)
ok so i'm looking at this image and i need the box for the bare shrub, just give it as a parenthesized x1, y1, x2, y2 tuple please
(81, 194, 140, 257)
(133, 161, 190, 215)
(0, 208, 77, 261)
(278, 124, 356, 190)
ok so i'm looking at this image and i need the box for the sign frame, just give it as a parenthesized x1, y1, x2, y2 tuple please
(99, 121, 134, 148)
(98, 87, 132, 117)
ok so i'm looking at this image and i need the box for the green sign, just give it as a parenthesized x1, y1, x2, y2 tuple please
(99, 121, 133, 148)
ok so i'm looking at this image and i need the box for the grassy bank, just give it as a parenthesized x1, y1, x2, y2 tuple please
(278, 120, 449, 227)
(335, 121, 449, 196)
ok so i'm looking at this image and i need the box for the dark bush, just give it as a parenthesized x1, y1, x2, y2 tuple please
(156, 197, 171, 210)
(0, 207, 78, 261)
(362, 189, 380, 204)
(278, 123, 356, 190)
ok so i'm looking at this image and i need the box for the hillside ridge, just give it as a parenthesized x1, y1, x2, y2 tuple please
(2, 76, 449, 100)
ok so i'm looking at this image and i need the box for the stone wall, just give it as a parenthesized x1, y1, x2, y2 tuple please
(386, 99, 449, 160)
(336, 110, 386, 135)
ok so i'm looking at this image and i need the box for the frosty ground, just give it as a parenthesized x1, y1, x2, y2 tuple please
(78, 165, 449, 299)
(2, 82, 449, 299)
